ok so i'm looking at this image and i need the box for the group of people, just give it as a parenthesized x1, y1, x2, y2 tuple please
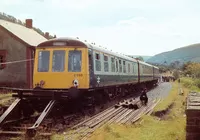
(161, 76, 175, 82)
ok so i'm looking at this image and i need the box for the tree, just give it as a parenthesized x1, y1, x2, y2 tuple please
(173, 70, 179, 80)
(170, 62, 175, 69)
(182, 61, 192, 71)
(183, 62, 200, 78)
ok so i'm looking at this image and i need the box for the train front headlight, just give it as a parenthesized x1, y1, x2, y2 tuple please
(73, 79, 79, 87)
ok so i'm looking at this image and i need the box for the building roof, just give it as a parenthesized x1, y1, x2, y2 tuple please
(0, 19, 47, 46)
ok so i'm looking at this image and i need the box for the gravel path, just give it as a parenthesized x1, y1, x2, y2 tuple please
(147, 82, 172, 101)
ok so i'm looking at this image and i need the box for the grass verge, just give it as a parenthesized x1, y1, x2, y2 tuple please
(0, 93, 13, 107)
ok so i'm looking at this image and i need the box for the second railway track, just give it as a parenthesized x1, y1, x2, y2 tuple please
(64, 82, 172, 140)
(65, 97, 161, 140)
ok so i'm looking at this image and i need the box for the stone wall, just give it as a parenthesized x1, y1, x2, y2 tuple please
(0, 28, 27, 88)
(186, 92, 200, 140)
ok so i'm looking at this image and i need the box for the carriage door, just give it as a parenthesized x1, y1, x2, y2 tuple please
(88, 49, 95, 88)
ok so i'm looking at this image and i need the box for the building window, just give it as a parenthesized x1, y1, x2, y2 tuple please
(104, 55, 109, 72)
(95, 53, 101, 71)
(0, 50, 6, 70)
(0, 55, 4, 69)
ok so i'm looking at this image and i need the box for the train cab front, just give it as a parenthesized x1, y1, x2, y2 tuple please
(33, 38, 90, 99)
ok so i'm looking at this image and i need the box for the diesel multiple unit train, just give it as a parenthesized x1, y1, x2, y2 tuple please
(0, 37, 160, 135)
(34, 37, 160, 96)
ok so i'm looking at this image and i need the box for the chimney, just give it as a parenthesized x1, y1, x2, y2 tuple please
(45, 32, 49, 39)
(25, 19, 33, 28)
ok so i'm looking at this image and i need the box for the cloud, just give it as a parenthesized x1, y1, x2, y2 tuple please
(1, 0, 200, 56)
(50, 0, 98, 9)
(65, 14, 200, 56)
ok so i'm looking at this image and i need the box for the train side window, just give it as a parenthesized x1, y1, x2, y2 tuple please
(132, 63, 135, 73)
(38, 51, 50, 72)
(52, 50, 65, 72)
(104, 55, 109, 72)
(96, 53, 100, 60)
(147, 66, 148, 74)
(116, 59, 118, 72)
(123, 60, 126, 73)
(111, 57, 115, 72)
(143, 66, 145, 73)
(149, 67, 150, 74)
(95, 53, 101, 71)
(68, 50, 82, 72)
(119, 60, 122, 73)
(128, 63, 130, 73)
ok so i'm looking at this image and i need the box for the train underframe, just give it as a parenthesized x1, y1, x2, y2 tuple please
(0, 79, 158, 137)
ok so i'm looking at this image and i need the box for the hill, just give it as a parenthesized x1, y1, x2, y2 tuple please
(146, 43, 200, 66)
(128, 55, 152, 62)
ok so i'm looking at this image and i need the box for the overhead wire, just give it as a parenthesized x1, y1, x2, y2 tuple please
(0, 58, 34, 65)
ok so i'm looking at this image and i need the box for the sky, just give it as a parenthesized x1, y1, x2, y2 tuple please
(1, 0, 200, 56)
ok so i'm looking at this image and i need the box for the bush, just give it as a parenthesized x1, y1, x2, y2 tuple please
(181, 77, 200, 91)
(195, 79, 200, 89)
(173, 70, 179, 80)
(180, 78, 195, 88)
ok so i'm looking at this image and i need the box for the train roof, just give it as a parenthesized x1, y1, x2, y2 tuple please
(37, 37, 88, 48)
(153, 66, 159, 69)
(37, 37, 139, 62)
(137, 60, 154, 67)
(37, 37, 158, 69)
(88, 42, 138, 63)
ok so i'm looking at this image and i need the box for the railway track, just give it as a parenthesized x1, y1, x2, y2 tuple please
(0, 82, 171, 139)
(64, 97, 161, 140)
(0, 112, 84, 140)
(0, 93, 141, 139)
